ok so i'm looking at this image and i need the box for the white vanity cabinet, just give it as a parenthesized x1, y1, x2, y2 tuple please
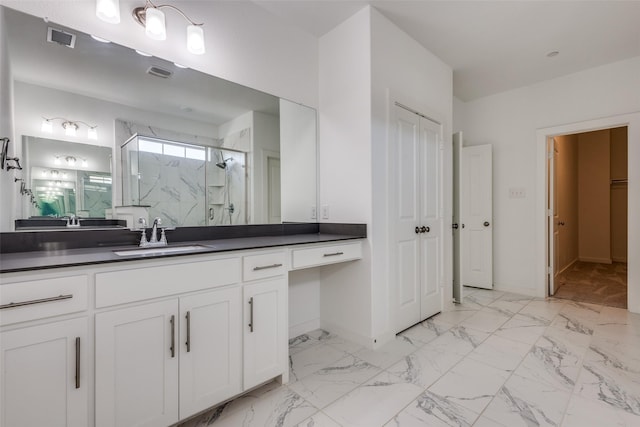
(1, 317, 88, 427)
(0, 274, 90, 427)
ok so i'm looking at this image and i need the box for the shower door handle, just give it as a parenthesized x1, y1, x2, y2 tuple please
(209, 208, 214, 221)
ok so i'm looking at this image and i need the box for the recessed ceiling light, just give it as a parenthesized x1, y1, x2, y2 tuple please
(135, 49, 152, 57)
(546, 51, 560, 58)
(91, 35, 111, 43)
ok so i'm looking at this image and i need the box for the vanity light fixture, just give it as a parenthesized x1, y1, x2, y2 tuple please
(131, 0, 205, 55)
(82, 159, 89, 167)
(54, 156, 61, 166)
(41, 117, 98, 140)
(66, 156, 77, 167)
(96, 0, 120, 24)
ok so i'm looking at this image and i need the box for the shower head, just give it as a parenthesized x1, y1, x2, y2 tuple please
(216, 157, 232, 169)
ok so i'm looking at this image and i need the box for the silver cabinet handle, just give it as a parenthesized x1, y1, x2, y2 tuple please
(323, 252, 344, 257)
(185, 311, 191, 353)
(0, 294, 72, 310)
(75, 337, 80, 389)
(248, 297, 254, 333)
(253, 263, 283, 271)
(170, 315, 176, 358)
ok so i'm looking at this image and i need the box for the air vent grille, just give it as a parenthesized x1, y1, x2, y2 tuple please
(147, 66, 173, 79)
(47, 27, 76, 48)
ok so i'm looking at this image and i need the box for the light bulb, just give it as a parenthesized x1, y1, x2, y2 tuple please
(82, 159, 89, 167)
(187, 25, 205, 55)
(41, 119, 53, 133)
(54, 156, 61, 165)
(145, 7, 166, 41)
(63, 122, 78, 137)
(96, 0, 120, 24)
(88, 127, 98, 140)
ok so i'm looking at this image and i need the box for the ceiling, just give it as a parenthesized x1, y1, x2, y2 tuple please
(253, 0, 640, 101)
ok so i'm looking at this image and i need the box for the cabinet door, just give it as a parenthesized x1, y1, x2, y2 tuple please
(179, 287, 242, 418)
(95, 300, 178, 427)
(243, 278, 287, 389)
(1, 317, 88, 427)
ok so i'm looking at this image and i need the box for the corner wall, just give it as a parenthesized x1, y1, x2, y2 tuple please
(0, 5, 15, 230)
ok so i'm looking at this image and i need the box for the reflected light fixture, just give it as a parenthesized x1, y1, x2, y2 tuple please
(130, 0, 205, 55)
(96, 0, 120, 24)
(41, 117, 98, 140)
(65, 156, 77, 167)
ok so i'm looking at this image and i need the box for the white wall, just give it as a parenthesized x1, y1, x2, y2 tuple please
(318, 6, 453, 346)
(318, 7, 373, 345)
(455, 56, 640, 312)
(0, 5, 15, 230)
(2, 1, 318, 108)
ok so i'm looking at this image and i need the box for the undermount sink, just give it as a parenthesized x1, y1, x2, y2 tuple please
(113, 245, 209, 257)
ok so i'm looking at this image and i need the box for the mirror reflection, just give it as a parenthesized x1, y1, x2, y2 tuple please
(4, 5, 316, 230)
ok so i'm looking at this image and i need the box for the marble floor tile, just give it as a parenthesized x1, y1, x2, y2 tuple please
(384, 390, 480, 427)
(467, 334, 532, 373)
(428, 358, 510, 414)
(398, 317, 453, 345)
(561, 394, 640, 427)
(323, 371, 423, 427)
(496, 292, 534, 304)
(471, 416, 507, 427)
(485, 298, 527, 318)
(288, 354, 381, 409)
(550, 302, 601, 336)
(517, 299, 566, 324)
(353, 336, 421, 370)
(459, 309, 510, 333)
(203, 385, 317, 427)
(290, 343, 350, 382)
(387, 345, 464, 389)
(289, 333, 323, 356)
(494, 314, 548, 345)
(463, 292, 502, 308)
(574, 345, 640, 415)
(514, 326, 590, 392)
(296, 411, 342, 427)
(427, 325, 491, 357)
(432, 307, 479, 324)
(483, 374, 571, 427)
(315, 332, 365, 355)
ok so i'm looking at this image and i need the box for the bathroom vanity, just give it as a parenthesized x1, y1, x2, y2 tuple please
(0, 224, 364, 427)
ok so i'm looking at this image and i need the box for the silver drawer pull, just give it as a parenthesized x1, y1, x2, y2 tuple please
(323, 252, 344, 257)
(0, 294, 73, 310)
(253, 263, 283, 271)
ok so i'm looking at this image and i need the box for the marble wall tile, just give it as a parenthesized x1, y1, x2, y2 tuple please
(322, 371, 423, 427)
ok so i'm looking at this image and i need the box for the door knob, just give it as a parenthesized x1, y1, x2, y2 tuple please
(483, 221, 490, 227)
(558, 221, 565, 226)
(415, 227, 420, 234)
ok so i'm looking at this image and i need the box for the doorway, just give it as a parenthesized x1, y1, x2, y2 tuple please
(547, 127, 628, 308)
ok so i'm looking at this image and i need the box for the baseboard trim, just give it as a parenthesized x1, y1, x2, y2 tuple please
(319, 319, 376, 349)
(558, 258, 579, 276)
(289, 319, 320, 340)
(579, 257, 612, 264)
(612, 257, 628, 263)
(492, 283, 543, 298)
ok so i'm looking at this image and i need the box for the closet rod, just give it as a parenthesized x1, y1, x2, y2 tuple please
(394, 102, 441, 125)
(611, 179, 628, 184)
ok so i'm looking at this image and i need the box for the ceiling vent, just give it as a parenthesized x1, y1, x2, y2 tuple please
(147, 66, 173, 79)
(47, 27, 76, 48)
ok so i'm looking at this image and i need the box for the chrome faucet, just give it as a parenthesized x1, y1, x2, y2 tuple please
(66, 214, 81, 228)
(138, 217, 168, 247)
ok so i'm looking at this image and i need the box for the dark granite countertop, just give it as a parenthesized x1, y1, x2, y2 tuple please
(0, 223, 366, 274)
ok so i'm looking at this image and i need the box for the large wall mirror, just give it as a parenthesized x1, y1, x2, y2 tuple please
(3, 5, 317, 230)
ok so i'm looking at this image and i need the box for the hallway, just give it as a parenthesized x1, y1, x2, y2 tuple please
(555, 261, 627, 309)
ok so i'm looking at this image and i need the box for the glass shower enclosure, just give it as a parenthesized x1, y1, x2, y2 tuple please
(121, 135, 246, 227)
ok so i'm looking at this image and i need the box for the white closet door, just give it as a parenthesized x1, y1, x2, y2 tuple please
(393, 105, 443, 332)
(461, 144, 493, 289)
(419, 118, 443, 319)
(393, 106, 422, 331)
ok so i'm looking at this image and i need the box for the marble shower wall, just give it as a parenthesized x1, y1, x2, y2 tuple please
(207, 148, 247, 225)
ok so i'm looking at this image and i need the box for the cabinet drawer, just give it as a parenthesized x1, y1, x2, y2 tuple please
(243, 251, 286, 282)
(291, 241, 362, 270)
(96, 257, 240, 308)
(0, 275, 88, 326)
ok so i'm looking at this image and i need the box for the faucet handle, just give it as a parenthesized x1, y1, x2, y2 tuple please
(138, 217, 147, 229)
(159, 228, 168, 245)
(153, 217, 162, 226)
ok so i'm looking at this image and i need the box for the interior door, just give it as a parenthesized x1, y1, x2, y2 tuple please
(461, 144, 493, 289)
(393, 106, 422, 331)
(547, 137, 557, 295)
(393, 105, 443, 332)
(452, 132, 463, 304)
(419, 118, 443, 318)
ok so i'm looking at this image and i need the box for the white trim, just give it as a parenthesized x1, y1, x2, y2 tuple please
(536, 112, 640, 313)
(288, 318, 320, 340)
